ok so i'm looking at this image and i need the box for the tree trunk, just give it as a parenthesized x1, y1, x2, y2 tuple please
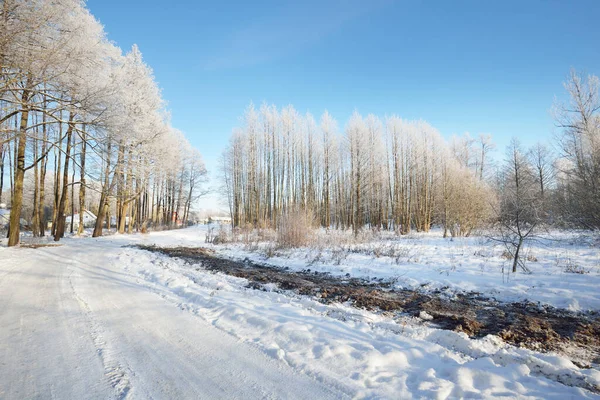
(31, 130, 40, 237)
(54, 112, 74, 241)
(93, 141, 112, 237)
(512, 237, 523, 273)
(51, 119, 63, 237)
(7, 88, 30, 247)
(0, 143, 4, 205)
(78, 129, 86, 235)
(38, 105, 48, 237)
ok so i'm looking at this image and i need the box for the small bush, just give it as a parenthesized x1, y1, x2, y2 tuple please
(564, 263, 587, 274)
(276, 208, 316, 248)
(262, 243, 280, 259)
(561, 257, 587, 274)
(331, 247, 347, 265)
(554, 252, 588, 274)
(308, 251, 324, 265)
(240, 223, 254, 244)
(258, 228, 277, 242)
(372, 244, 387, 258)
(394, 245, 415, 264)
(212, 225, 229, 244)
(244, 242, 259, 252)
(500, 250, 512, 260)
(526, 253, 538, 262)
(473, 248, 493, 258)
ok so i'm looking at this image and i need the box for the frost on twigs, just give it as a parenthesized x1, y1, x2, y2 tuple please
(276, 208, 316, 249)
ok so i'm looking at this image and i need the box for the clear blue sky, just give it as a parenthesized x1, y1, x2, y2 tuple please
(87, 0, 600, 209)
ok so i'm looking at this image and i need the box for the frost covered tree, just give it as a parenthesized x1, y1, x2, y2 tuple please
(0, 0, 206, 245)
(439, 152, 494, 238)
(0, 0, 117, 244)
(554, 70, 600, 229)
(222, 104, 494, 235)
(496, 139, 543, 273)
(345, 111, 368, 236)
(320, 111, 338, 228)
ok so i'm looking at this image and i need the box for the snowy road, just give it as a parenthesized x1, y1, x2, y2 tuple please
(0, 240, 343, 399)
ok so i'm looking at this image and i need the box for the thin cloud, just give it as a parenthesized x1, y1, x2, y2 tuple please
(203, 0, 390, 70)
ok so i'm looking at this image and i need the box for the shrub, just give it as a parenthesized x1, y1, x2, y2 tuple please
(276, 208, 316, 248)
(564, 263, 587, 274)
(556, 253, 588, 274)
(212, 225, 230, 244)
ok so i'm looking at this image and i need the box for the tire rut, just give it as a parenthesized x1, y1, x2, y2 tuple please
(67, 267, 133, 399)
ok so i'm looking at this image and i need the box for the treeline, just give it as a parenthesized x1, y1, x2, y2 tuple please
(221, 105, 493, 236)
(0, 0, 206, 246)
(222, 71, 600, 235)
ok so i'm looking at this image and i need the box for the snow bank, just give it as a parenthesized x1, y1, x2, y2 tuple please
(147, 226, 600, 312)
(116, 238, 600, 398)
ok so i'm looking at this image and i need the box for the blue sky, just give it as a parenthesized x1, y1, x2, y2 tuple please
(87, 0, 600, 209)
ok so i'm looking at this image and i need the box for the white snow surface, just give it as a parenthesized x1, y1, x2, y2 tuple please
(0, 226, 598, 399)
(212, 228, 600, 312)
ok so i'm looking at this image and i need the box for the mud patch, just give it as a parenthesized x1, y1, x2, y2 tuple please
(19, 243, 63, 249)
(135, 245, 600, 366)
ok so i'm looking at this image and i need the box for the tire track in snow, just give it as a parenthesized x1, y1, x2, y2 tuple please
(66, 265, 133, 399)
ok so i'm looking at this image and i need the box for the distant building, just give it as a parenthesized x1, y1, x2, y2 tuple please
(201, 216, 232, 225)
(0, 208, 28, 229)
(65, 210, 97, 229)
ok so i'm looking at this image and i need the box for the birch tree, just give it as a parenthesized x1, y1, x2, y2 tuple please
(1, 0, 206, 244)
(554, 70, 600, 229)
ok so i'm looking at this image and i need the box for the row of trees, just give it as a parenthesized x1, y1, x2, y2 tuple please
(553, 71, 600, 229)
(1, 0, 206, 246)
(221, 71, 600, 241)
(496, 71, 600, 271)
(221, 104, 494, 236)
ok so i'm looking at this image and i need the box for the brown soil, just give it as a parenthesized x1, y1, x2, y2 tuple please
(19, 243, 63, 249)
(136, 245, 600, 367)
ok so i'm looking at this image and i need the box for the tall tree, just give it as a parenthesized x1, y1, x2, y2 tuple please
(554, 70, 600, 229)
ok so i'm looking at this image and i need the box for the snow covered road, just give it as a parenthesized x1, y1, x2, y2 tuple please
(1, 228, 599, 399)
(0, 240, 343, 399)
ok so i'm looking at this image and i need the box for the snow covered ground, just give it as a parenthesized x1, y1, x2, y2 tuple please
(1, 226, 599, 398)
(209, 227, 600, 312)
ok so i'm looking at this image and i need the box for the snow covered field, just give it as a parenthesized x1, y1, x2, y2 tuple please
(212, 228, 600, 312)
(1, 226, 599, 398)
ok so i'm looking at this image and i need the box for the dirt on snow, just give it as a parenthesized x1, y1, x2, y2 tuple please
(136, 245, 600, 367)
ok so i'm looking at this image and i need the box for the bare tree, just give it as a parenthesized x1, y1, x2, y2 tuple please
(496, 138, 543, 273)
(223, 104, 495, 237)
(554, 70, 600, 229)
